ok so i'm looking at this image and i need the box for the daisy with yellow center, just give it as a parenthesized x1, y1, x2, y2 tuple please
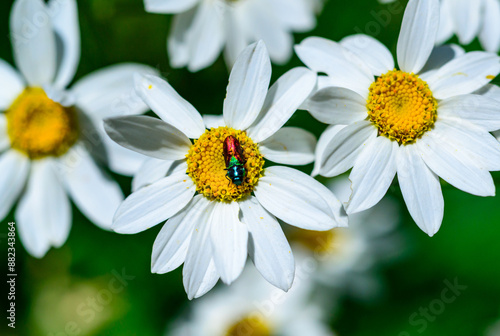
(104, 41, 347, 299)
(168, 265, 336, 336)
(6, 88, 79, 159)
(186, 127, 264, 201)
(0, 0, 156, 258)
(296, 0, 500, 236)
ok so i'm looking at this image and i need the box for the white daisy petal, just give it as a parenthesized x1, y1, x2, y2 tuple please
(397, 0, 440, 74)
(304, 87, 368, 125)
(100, 133, 147, 176)
(183, 201, 218, 300)
(57, 146, 123, 229)
(0, 114, 10, 152)
(203, 114, 226, 129)
(184, 0, 225, 72)
(319, 121, 377, 178)
(44, 85, 75, 107)
(0, 59, 25, 109)
(268, 0, 315, 32)
(347, 136, 398, 214)
(311, 125, 345, 177)
(451, 0, 482, 45)
(247, 17, 293, 65)
(16, 159, 71, 258)
(72, 63, 157, 119)
(0, 150, 30, 221)
(431, 120, 500, 171)
(134, 74, 205, 138)
(340, 34, 394, 76)
(49, 0, 80, 89)
(112, 167, 195, 234)
(417, 128, 495, 197)
(144, 0, 199, 13)
(425, 52, 500, 100)
(479, 0, 500, 53)
(437, 94, 500, 132)
(254, 166, 346, 230)
(210, 201, 248, 285)
(435, 0, 454, 44)
(104, 115, 192, 161)
(10, 0, 57, 86)
(239, 196, 295, 291)
(244, 2, 292, 64)
(191, 259, 219, 299)
(168, 8, 196, 69)
(132, 157, 179, 192)
(396, 145, 443, 237)
(152, 195, 207, 274)
(79, 116, 147, 176)
(223, 41, 271, 130)
(246, 67, 316, 142)
(475, 84, 500, 102)
(223, 9, 248, 67)
(295, 37, 373, 97)
(259, 127, 316, 166)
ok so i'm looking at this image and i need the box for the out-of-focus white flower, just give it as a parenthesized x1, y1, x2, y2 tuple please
(297, 0, 500, 237)
(0, 0, 156, 257)
(437, 0, 500, 53)
(104, 41, 347, 299)
(168, 265, 336, 336)
(288, 175, 404, 304)
(144, 0, 322, 71)
(379, 0, 500, 53)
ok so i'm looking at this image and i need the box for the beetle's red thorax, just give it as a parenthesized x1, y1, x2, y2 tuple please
(223, 135, 245, 166)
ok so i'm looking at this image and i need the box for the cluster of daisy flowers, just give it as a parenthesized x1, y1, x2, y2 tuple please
(2, 0, 500, 323)
(166, 177, 403, 335)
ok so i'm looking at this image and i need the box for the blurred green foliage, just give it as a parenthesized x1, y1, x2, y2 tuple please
(1, 0, 500, 335)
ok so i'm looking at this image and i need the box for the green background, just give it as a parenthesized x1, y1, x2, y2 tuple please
(1, 0, 500, 335)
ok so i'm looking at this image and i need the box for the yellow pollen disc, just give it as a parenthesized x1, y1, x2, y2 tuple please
(366, 70, 437, 144)
(6, 87, 79, 159)
(186, 126, 264, 202)
(226, 315, 272, 336)
(289, 228, 347, 255)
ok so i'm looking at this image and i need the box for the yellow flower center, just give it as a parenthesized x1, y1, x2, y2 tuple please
(290, 228, 347, 255)
(186, 127, 264, 202)
(6, 88, 79, 159)
(366, 70, 437, 144)
(226, 315, 272, 336)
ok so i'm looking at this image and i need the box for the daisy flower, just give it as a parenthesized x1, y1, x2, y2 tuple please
(296, 0, 500, 236)
(104, 41, 347, 299)
(0, 0, 156, 257)
(168, 265, 336, 336)
(289, 176, 403, 305)
(145, 0, 321, 71)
